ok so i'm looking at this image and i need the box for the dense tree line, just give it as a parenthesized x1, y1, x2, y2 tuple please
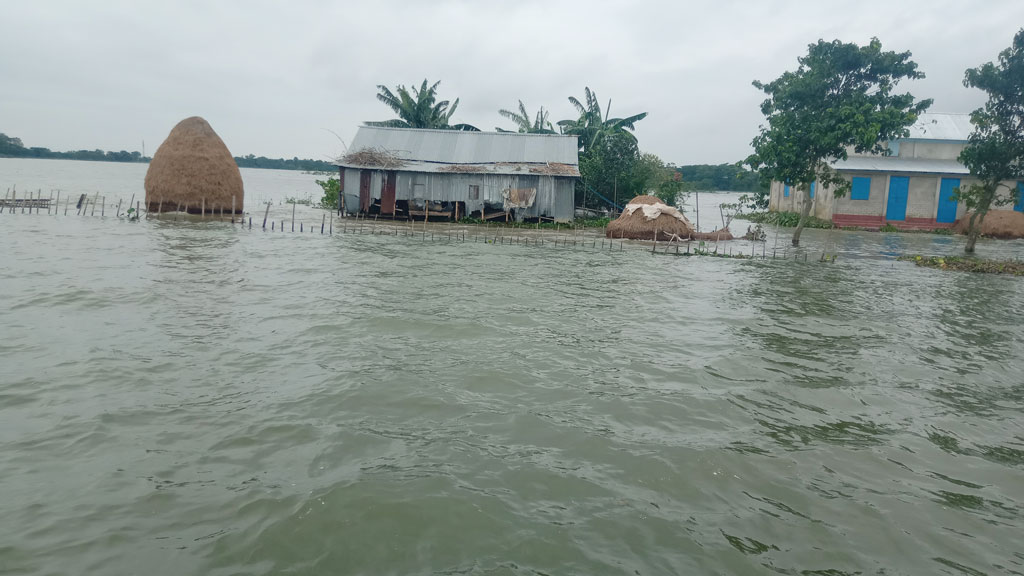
(1, 132, 335, 171)
(674, 163, 765, 193)
(232, 155, 334, 171)
(1, 133, 147, 163)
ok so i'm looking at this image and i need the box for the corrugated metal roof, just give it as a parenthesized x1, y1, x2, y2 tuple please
(336, 126, 580, 175)
(904, 113, 973, 141)
(832, 156, 969, 175)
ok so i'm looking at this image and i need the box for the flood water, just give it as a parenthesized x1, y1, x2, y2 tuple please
(2, 159, 1024, 575)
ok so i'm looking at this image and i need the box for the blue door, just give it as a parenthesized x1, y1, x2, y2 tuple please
(936, 178, 960, 223)
(886, 176, 909, 221)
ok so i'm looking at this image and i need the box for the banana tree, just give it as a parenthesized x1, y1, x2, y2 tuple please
(366, 80, 478, 131)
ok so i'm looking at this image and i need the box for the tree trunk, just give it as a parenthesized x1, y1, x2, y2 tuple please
(791, 187, 813, 246)
(965, 209, 986, 253)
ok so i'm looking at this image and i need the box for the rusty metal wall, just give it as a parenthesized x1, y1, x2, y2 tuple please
(342, 168, 574, 221)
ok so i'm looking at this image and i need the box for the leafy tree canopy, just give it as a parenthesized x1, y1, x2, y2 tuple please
(367, 79, 479, 131)
(956, 28, 1024, 253)
(745, 37, 932, 245)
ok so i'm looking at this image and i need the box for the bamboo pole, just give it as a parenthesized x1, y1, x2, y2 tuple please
(263, 202, 270, 229)
(101, 196, 105, 217)
(231, 196, 236, 223)
(291, 202, 296, 232)
(321, 213, 325, 234)
(136, 201, 140, 220)
(201, 197, 205, 219)
(55, 190, 60, 216)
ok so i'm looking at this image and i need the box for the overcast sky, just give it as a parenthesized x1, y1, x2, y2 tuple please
(2, 1, 1022, 165)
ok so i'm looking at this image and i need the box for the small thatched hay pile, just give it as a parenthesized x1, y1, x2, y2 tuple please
(606, 195, 734, 241)
(953, 210, 1024, 239)
(144, 117, 243, 214)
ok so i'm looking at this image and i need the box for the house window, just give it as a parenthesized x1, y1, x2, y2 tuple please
(783, 184, 790, 197)
(469, 185, 480, 200)
(850, 177, 871, 200)
(1016, 182, 1024, 213)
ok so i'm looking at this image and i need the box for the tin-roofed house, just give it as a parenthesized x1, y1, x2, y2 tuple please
(334, 126, 580, 222)
(768, 112, 1024, 230)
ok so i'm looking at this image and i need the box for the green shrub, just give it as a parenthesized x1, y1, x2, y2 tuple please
(738, 211, 833, 229)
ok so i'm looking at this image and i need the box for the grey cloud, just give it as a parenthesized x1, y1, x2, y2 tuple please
(1, 0, 1021, 165)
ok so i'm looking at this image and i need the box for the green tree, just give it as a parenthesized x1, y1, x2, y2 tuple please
(577, 131, 640, 209)
(956, 28, 1024, 253)
(557, 87, 647, 154)
(745, 38, 932, 245)
(497, 101, 556, 133)
(629, 153, 686, 207)
(366, 79, 479, 131)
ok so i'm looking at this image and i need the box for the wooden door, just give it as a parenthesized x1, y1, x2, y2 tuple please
(381, 171, 397, 215)
(359, 170, 372, 213)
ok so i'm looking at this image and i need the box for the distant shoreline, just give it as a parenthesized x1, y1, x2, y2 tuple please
(0, 154, 336, 172)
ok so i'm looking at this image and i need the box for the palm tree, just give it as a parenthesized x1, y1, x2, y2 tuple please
(496, 101, 556, 133)
(366, 80, 479, 131)
(557, 87, 647, 152)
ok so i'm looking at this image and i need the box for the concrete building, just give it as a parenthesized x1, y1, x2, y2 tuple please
(768, 113, 1024, 229)
(334, 127, 579, 222)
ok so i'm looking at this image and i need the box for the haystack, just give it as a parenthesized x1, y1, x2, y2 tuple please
(144, 117, 243, 214)
(606, 195, 734, 241)
(953, 210, 1024, 239)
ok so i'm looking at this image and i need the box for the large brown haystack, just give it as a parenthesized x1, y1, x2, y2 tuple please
(606, 195, 734, 241)
(145, 117, 243, 214)
(953, 210, 1024, 239)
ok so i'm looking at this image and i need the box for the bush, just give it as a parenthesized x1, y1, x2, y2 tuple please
(316, 177, 340, 210)
(738, 211, 833, 229)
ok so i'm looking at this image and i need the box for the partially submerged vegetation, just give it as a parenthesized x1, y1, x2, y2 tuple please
(899, 255, 1024, 276)
(739, 211, 834, 229)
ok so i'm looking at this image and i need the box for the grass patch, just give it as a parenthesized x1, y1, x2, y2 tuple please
(898, 255, 1024, 276)
(737, 211, 834, 229)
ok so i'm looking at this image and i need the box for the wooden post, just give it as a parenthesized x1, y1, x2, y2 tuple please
(301, 222, 304, 233)
(329, 213, 333, 235)
(232, 196, 236, 223)
(292, 202, 296, 232)
(201, 197, 205, 219)
(101, 196, 105, 217)
(55, 190, 60, 216)
(136, 201, 140, 220)
(321, 213, 325, 234)
(652, 229, 658, 253)
(262, 202, 270, 229)
(272, 221, 275, 231)
(91, 195, 97, 216)
(65, 194, 70, 216)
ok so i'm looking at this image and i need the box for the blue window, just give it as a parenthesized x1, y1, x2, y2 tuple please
(850, 177, 871, 200)
(809, 181, 816, 199)
(783, 183, 790, 198)
(1016, 182, 1024, 213)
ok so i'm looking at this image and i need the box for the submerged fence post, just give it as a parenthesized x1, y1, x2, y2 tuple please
(262, 202, 270, 230)
(55, 190, 60, 216)
(232, 196, 236, 224)
(101, 196, 105, 217)
(291, 202, 296, 232)
(321, 213, 325, 234)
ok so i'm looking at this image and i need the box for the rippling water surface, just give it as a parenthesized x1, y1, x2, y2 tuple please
(2, 160, 1024, 575)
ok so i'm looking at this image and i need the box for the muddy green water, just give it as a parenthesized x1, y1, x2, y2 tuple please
(2, 161, 1023, 575)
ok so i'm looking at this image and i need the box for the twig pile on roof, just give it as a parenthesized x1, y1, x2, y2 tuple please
(339, 147, 406, 169)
